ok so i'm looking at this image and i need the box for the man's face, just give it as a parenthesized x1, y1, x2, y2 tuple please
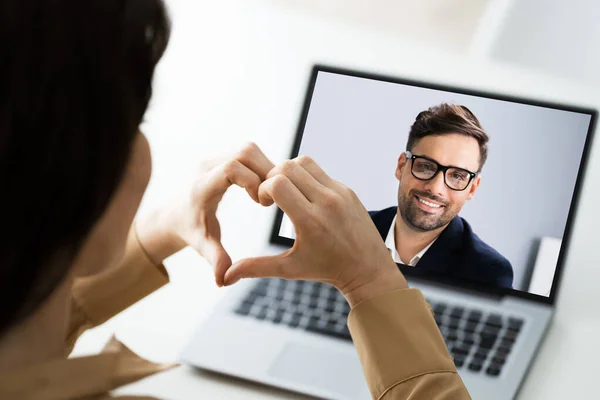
(396, 133, 482, 232)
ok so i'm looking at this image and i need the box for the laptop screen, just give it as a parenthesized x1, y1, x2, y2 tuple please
(271, 66, 596, 302)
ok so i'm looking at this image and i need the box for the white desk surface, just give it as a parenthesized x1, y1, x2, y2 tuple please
(71, 1, 600, 398)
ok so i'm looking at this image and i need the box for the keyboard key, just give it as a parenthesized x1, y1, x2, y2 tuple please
(250, 286, 267, 297)
(335, 324, 351, 339)
(337, 302, 350, 315)
(508, 317, 523, 329)
(248, 304, 263, 316)
(448, 317, 460, 330)
(446, 330, 458, 342)
(433, 303, 447, 315)
(467, 311, 482, 323)
(234, 304, 251, 316)
(298, 293, 310, 303)
(265, 308, 277, 321)
(486, 314, 503, 329)
(503, 329, 519, 342)
(245, 292, 259, 303)
(289, 317, 301, 328)
(281, 312, 293, 324)
(486, 365, 502, 377)
(473, 351, 488, 361)
(464, 321, 478, 334)
(492, 355, 507, 365)
(273, 312, 284, 324)
(276, 300, 292, 312)
(468, 362, 483, 372)
(479, 333, 497, 349)
(450, 307, 464, 319)
(495, 345, 512, 356)
(306, 320, 352, 341)
(256, 279, 270, 287)
(481, 325, 500, 336)
(452, 344, 471, 356)
(434, 314, 444, 327)
(256, 307, 268, 320)
(453, 356, 465, 368)
(283, 291, 296, 301)
(463, 334, 475, 346)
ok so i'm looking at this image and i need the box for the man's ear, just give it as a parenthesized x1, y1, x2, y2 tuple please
(467, 175, 481, 200)
(395, 152, 408, 181)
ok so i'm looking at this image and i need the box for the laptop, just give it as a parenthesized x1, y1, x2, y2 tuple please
(180, 65, 597, 400)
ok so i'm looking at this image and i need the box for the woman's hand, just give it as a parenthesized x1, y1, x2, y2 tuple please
(223, 156, 408, 307)
(136, 142, 274, 287)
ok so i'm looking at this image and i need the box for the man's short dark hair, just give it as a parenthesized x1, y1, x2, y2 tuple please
(0, 0, 170, 335)
(407, 103, 489, 171)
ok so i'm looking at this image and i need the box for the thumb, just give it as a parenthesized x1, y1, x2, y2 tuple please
(195, 238, 232, 287)
(224, 252, 292, 286)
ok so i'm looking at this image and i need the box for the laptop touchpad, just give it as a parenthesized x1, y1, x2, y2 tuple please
(267, 342, 367, 399)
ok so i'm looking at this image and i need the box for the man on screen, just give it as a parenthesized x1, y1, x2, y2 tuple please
(370, 103, 514, 289)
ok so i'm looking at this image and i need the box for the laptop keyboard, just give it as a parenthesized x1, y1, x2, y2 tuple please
(430, 300, 523, 376)
(234, 278, 352, 340)
(233, 278, 525, 377)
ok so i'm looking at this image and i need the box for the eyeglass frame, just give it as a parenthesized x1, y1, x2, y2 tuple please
(405, 151, 478, 191)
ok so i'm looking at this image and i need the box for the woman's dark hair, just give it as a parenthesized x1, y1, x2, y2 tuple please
(407, 103, 489, 172)
(0, 0, 170, 335)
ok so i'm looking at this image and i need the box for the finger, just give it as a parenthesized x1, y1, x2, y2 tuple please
(236, 142, 275, 181)
(267, 155, 333, 187)
(213, 247, 233, 288)
(258, 175, 311, 221)
(264, 160, 326, 203)
(223, 252, 292, 286)
(292, 155, 335, 188)
(208, 159, 262, 203)
(195, 237, 233, 287)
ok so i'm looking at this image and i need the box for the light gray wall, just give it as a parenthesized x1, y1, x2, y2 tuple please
(491, 0, 600, 87)
(283, 71, 591, 291)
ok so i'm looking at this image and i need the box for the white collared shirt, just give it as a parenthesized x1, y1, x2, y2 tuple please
(385, 214, 436, 266)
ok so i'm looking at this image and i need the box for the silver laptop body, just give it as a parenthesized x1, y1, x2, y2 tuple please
(181, 65, 596, 400)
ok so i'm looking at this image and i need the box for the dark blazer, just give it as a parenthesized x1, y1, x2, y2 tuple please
(370, 206, 514, 289)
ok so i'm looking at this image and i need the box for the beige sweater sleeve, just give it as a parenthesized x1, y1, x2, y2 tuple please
(66, 225, 170, 351)
(348, 288, 471, 400)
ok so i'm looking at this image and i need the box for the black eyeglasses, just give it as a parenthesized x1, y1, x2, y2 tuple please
(406, 151, 478, 191)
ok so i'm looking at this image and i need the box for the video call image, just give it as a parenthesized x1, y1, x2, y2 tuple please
(278, 71, 593, 297)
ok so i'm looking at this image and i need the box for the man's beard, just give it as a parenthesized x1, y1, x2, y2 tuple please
(398, 189, 458, 232)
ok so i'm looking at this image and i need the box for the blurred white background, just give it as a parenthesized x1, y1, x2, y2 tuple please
(72, 1, 600, 399)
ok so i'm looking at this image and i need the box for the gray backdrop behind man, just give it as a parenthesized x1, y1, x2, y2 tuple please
(281, 71, 591, 291)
